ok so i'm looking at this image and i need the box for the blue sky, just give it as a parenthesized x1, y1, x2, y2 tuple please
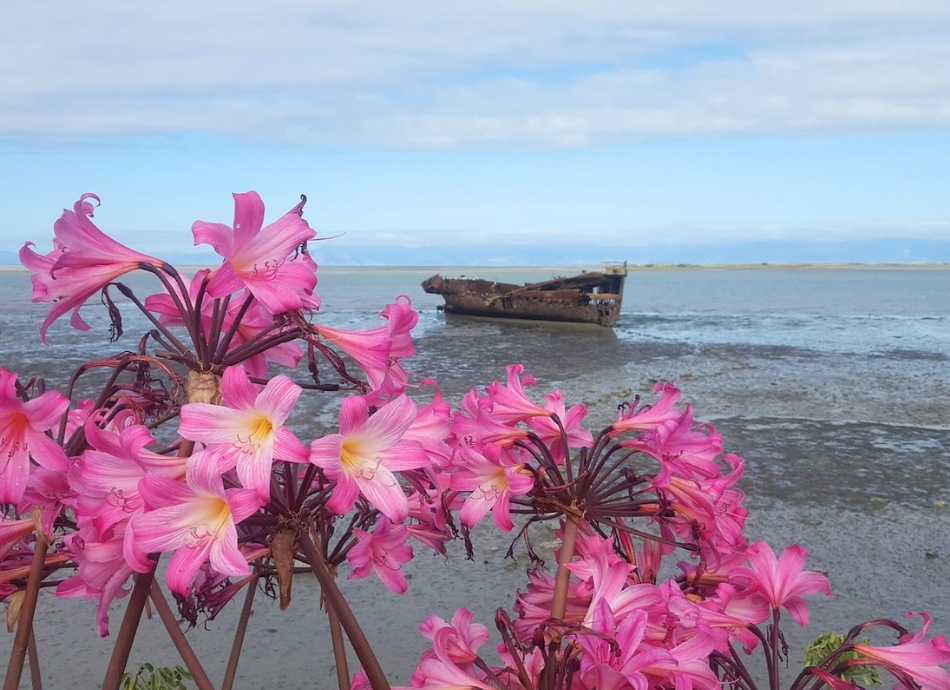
(2, 1, 949, 265)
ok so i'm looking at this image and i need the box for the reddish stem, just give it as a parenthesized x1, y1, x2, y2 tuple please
(2, 532, 48, 690)
(100, 569, 155, 690)
(148, 581, 215, 690)
(297, 529, 390, 690)
(327, 601, 351, 690)
(27, 631, 42, 690)
(221, 577, 258, 690)
(100, 385, 202, 690)
(550, 517, 579, 620)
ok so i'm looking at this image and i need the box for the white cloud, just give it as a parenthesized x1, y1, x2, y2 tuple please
(3, 1, 950, 145)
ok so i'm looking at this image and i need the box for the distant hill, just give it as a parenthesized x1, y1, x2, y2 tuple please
(3, 238, 948, 268)
(306, 238, 950, 266)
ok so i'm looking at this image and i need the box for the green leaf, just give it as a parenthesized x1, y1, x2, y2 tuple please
(805, 631, 882, 687)
(119, 664, 194, 690)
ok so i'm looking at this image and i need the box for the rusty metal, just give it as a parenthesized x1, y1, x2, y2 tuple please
(421, 263, 627, 327)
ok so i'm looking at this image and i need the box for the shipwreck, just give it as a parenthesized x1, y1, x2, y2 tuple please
(421, 263, 627, 327)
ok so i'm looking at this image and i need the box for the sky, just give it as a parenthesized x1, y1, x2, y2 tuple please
(2, 1, 950, 265)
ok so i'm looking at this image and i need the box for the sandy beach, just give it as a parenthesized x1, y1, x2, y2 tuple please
(18, 327, 949, 689)
(2, 265, 947, 688)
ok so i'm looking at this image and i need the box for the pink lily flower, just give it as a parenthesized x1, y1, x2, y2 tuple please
(144, 269, 303, 377)
(63, 398, 96, 440)
(310, 296, 418, 402)
(526, 390, 593, 465)
(565, 530, 627, 596)
(468, 407, 531, 449)
(484, 364, 552, 425)
(652, 455, 748, 557)
(803, 668, 863, 690)
(178, 365, 308, 502)
(71, 415, 186, 535)
(851, 612, 950, 690)
(0, 517, 38, 562)
(124, 458, 261, 594)
(446, 388, 493, 465)
(409, 637, 496, 690)
(57, 524, 134, 637)
(378, 297, 417, 359)
(513, 568, 591, 642)
(347, 517, 413, 594)
(566, 548, 661, 628)
(193, 191, 318, 315)
(185, 557, 263, 624)
(418, 607, 490, 666)
(19, 194, 163, 343)
(729, 540, 832, 626)
(310, 394, 431, 522)
(623, 405, 724, 480)
(308, 322, 395, 398)
(611, 381, 684, 433)
(640, 632, 722, 690)
(349, 669, 371, 690)
(0, 370, 69, 503)
(576, 605, 675, 690)
(688, 582, 767, 653)
(450, 443, 534, 532)
(405, 478, 455, 554)
(19, 465, 72, 536)
(402, 380, 453, 469)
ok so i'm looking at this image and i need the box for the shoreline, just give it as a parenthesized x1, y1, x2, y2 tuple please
(2, 261, 949, 274)
(362, 262, 950, 272)
(4, 257, 948, 686)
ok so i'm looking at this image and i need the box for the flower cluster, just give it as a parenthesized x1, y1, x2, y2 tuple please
(398, 377, 950, 690)
(1, 192, 947, 690)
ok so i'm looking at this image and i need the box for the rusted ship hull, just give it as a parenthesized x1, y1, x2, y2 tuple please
(421, 265, 627, 327)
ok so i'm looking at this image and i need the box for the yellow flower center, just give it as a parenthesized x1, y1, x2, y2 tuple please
(477, 467, 509, 500)
(249, 415, 274, 443)
(340, 437, 382, 479)
(340, 438, 358, 471)
(185, 497, 232, 548)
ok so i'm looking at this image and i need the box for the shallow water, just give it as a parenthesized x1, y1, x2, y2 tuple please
(2, 266, 949, 688)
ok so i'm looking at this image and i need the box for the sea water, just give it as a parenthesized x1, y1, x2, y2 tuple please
(1, 265, 948, 687)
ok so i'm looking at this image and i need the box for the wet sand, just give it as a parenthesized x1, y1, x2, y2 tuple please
(17, 330, 950, 689)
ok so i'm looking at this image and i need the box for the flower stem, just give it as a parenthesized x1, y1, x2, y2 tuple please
(221, 576, 258, 690)
(2, 530, 48, 690)
(769, 608, 782, 690)
(100, 568, 155, 690)
(550, 516, 580, 620)
(327, 594, 351, 690)
(27, 631, 42, 690)
(297, 529, 390, 690)
(148, 581, 215, 690)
